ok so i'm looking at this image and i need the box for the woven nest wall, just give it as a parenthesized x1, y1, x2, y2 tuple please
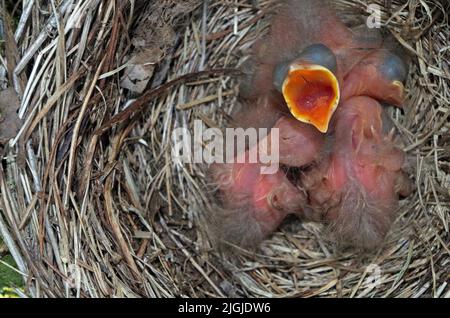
(0, 0, 449, 297)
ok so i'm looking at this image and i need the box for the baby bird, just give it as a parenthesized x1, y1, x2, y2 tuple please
(208, 117, 323, 247)
(300, 96, 412, 248)
(207, 0, 411, 250)
(238, 0, 407, 131)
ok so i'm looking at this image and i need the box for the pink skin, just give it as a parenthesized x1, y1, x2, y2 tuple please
(210, 97, 411, 248)
(300, 96, 412, 247)
(341, 50, 406, 106)
(303, 96, 406, 213)
(209, 117, 323, 246)
(211, 161, 300, 232)
(237, 0, 385, 130)
(272, 116, 325, 167)
(209, 161, 303, 247)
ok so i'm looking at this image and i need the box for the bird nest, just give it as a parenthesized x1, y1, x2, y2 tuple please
(0, 0, 448, 297)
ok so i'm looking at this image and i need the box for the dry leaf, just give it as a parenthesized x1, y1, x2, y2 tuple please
(120, 0, 200, 94)
(120, 47, 164, 94)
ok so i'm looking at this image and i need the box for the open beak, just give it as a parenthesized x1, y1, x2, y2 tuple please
(274, 44, 340, 133)
(282, 63, 339, 133)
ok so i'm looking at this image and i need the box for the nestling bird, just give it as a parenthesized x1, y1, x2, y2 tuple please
(207, 0, 412, 250)
(299, 96, 412, 248)
(237, 0, 407, 130)
(208, 117, 322, 247)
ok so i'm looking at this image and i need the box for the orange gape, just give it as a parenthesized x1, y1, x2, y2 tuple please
(283, 68, 338, 133)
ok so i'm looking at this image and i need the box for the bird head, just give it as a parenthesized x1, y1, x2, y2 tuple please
(273, 44, 340, 133)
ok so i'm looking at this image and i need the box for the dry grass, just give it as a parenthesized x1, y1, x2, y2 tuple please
(0, 0, 448, 297)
